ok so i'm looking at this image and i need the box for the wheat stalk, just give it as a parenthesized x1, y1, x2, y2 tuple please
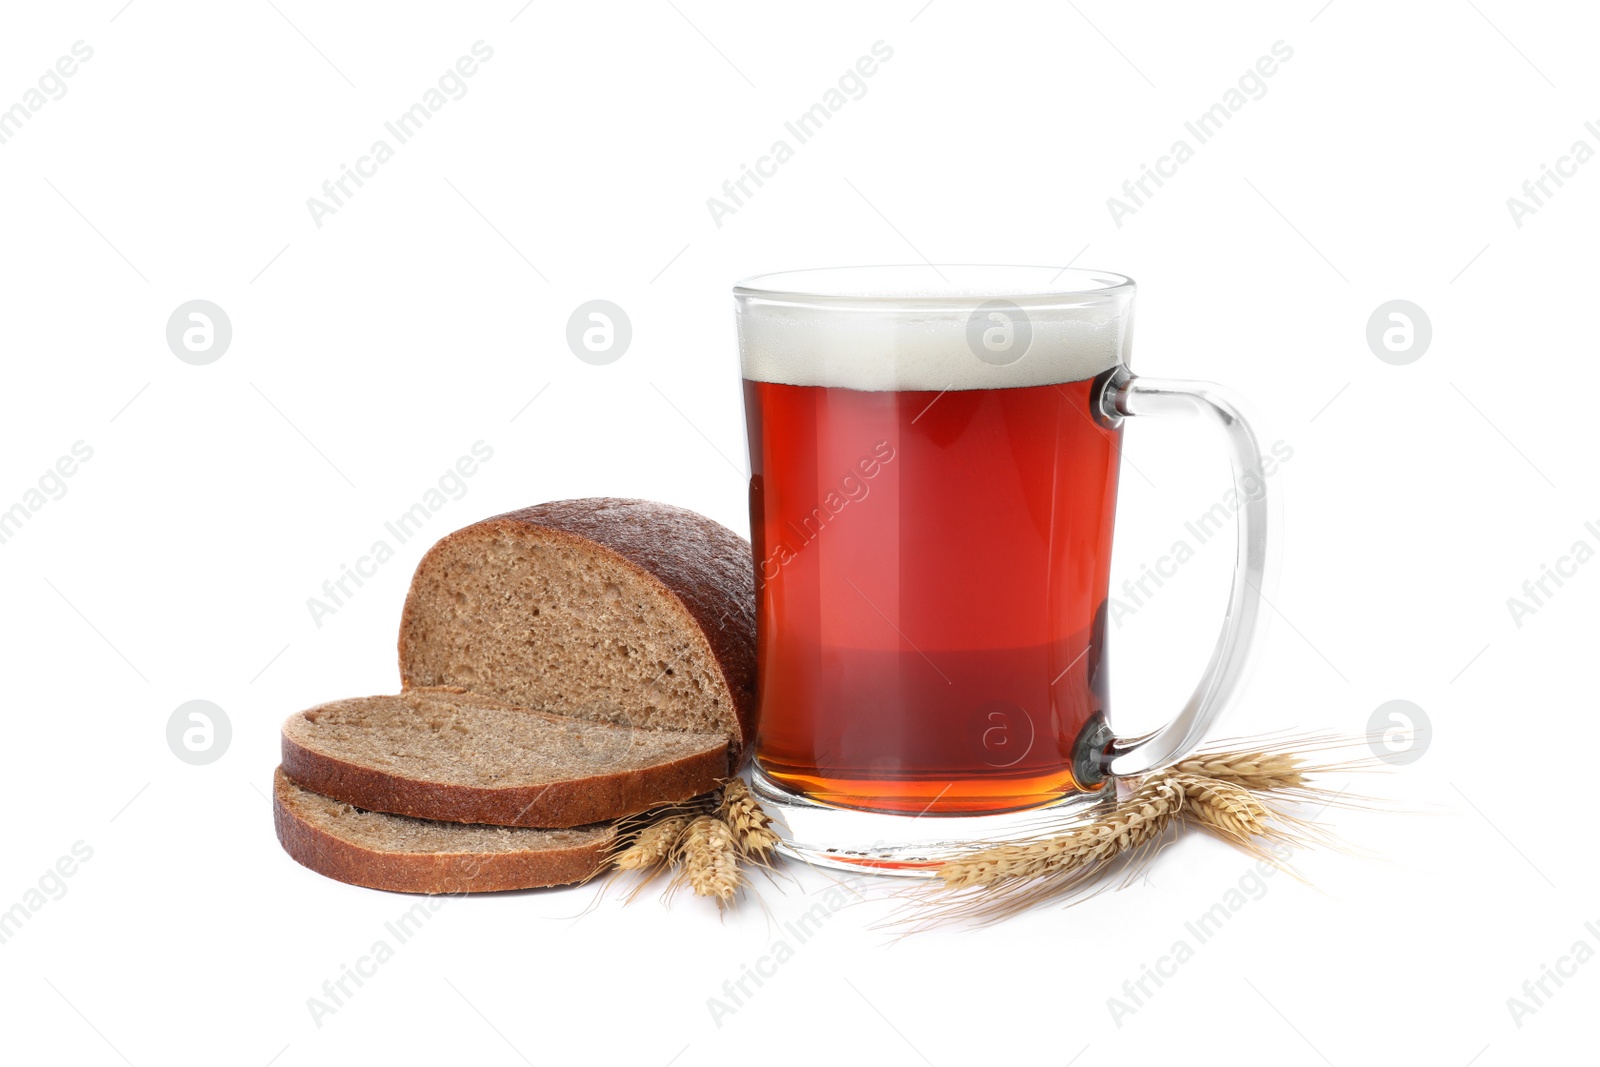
(898, 734, 1390, 928)
(611, 778, 781, 908)
(604, 794, 718, 902)
(610, 735, 1381, 924)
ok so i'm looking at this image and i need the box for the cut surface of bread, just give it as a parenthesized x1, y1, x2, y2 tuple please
(398, 498, 756, 763)
(281, 688, 727, 828)
(273, 768, 614, 893)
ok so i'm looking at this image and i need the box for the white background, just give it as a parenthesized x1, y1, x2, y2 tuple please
(1, 1, 1593, 1064)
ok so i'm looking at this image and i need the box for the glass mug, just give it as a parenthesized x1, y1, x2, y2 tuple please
(736, 266, 1267, 873)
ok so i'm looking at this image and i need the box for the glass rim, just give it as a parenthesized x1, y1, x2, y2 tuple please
(734, 264, 1135, 309)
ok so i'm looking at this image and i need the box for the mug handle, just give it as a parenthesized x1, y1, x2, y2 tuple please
(1081, 372, 1270, 781)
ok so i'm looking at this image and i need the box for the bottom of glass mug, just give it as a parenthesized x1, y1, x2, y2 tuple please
(754, 764, 1099, 816)
(749, 765, 1118, 877)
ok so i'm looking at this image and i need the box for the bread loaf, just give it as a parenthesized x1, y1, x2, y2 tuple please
(274, 498, 758, 892)
(398, 498, 757, 763)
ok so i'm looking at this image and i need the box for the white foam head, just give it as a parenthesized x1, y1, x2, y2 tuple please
(736, 266, 1134, 392)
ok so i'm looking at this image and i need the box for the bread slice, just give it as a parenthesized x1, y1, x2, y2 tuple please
(273, 768, 614, 893)
(281, 687, 727, 828)
(397, 498, 757, 764)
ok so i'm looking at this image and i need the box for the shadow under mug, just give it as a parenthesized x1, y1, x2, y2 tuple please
(736, 266, 1268, 875)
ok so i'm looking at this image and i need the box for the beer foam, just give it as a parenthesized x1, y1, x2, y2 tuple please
(736, 268, 1134, 392)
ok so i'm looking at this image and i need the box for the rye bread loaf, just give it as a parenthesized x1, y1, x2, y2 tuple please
(280, 687, 727, 827)
(273, 768, 613, 893)
(398, 498, 757, 765)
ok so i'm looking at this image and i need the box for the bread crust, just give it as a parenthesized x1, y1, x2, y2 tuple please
(272, 769, 613, 893)
(280, 694, 728, 828)
(397, 498, 757, 762)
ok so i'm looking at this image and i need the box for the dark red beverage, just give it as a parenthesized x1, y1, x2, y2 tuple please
(743, 375, 1122, 814)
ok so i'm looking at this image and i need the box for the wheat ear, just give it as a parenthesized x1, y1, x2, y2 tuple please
(717, 778, 780, 861)
(886, 732, 1389, 929)
(1177, 733, 1396, 812)
(605, 795, 717, 901)
(612, 814, 690, 872)
(671, 814, 744, 907)
(1172, 773, 1272, 841)
(939, 772, 1184, 890)
(879, 773, 1185, 929)
(1174, 751, 1307, 793)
